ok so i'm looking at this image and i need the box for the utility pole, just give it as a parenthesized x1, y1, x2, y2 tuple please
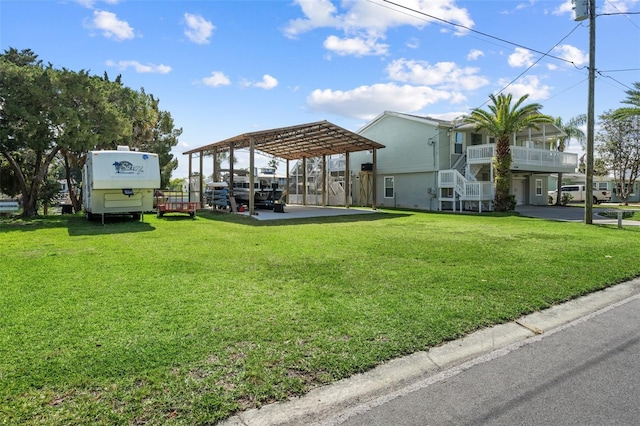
(573, 0, 595, 224)
(585, 0, 596, 224)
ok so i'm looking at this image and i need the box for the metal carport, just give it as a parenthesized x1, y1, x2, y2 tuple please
(183, 120, 385, 216)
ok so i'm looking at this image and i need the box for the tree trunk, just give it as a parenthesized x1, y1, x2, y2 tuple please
(493, 136, 513, 211)
(555, 172, 563, 206)
(63, 153, 83, 212)
(1, 147, 60, 217)
(22, 192, 39, 217)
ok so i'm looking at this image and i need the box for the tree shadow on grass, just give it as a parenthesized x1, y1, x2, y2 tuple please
(0, 214, 156, 236)
(67, 214, 156, 236)
(0, 214, 75, 233)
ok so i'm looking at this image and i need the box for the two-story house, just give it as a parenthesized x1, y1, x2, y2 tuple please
(349, 111, 578, 212)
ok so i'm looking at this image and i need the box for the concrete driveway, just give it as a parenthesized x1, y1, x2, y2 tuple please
(515, 205, 640, 227)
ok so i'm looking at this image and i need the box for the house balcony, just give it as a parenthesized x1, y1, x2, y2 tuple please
(467, 144, 578, 173)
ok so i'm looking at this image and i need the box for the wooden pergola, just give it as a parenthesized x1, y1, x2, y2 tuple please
(183, 120, 385, 215)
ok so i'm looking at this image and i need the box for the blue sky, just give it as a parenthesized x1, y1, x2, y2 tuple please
(2, 0, 639, 179)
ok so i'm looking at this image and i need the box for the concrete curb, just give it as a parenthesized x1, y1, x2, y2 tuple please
(220, 278, 640, 426)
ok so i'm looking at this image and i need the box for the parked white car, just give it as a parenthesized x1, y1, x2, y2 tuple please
(548, 184, 612, 205)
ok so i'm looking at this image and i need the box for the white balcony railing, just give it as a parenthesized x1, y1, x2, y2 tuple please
(438, 170, 494, 201)
(467, 145, 495, 163)
(467, 144, 578, 169)
(464, 181, 494, 200)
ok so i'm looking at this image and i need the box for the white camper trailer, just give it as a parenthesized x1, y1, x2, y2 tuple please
(83, 146, 160, 222)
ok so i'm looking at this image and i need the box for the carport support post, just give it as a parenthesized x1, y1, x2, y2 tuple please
(229, 144, 234, 199)
(302, 158, 307, 206)
(372, 149, 377, 210)
(199, 152, 204, 207)
(212, 147, 218, 182)
(322, 155, 327, 207)
(188, 153, 193, 200)
(285, 159, 290, 204)
(345, 152, 350, 208)
(249, 137, 255, 215)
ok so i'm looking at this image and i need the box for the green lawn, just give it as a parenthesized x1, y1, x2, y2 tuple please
(2, 210, 640, 424)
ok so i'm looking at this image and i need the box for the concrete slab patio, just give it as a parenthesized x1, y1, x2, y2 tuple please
(210, 203, 639, 226)
(234, 205, 380, 221)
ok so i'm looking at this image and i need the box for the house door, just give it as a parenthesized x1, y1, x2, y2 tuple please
(513, 178, 527, 205)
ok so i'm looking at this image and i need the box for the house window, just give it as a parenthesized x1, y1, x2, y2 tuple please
(535, 179, 542, 196)
(489, 137, 496, 144)
(471, 133, 483, 145)
(614, 183, 637, 196)
(595, 182, 608, 191)
(384, 177, 394, 198)
(454, 132, 463, 154)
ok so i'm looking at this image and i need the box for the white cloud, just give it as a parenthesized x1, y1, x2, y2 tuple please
(552, 44, 588, 66)
(602, 0, 639, 13)
(253, 75, 279, 90)
(284, 0, 474, 57)
(552, 0, 574, 16)
(467, 49, 484, 61)
(406, 38, 420, 49)
(307, 83, 455, 120)
(386, 59, 489, 91)
(283, 0, 341, 39)
(508, 47, 535, 68)
(344, 0, 474, 34)
(75, 0, 120, 8)
(202, 71, 231, 87)
(497, 75, 552, 101)
(241, 75, 279, 90)
(184, 13, 215, 44)
(85, 10, 134, 41)
(106, 60, 171, 74)
(323, 35, 388, 57)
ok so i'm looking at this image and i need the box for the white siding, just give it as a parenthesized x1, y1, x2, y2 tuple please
(351, 113, 447, 211)
(374, 172, 438, 210)
(358, 115, 438, 174)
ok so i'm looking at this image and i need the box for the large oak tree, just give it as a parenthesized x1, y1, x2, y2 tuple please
(1, 48, 181, 216)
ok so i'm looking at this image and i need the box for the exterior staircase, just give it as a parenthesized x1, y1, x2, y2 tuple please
(437, 169, 494, 212)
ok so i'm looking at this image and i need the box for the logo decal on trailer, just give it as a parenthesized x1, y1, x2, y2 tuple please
(113, 161, 144, 174)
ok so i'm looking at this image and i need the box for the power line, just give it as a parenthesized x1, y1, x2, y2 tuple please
(602, 0, 640, 30)
(599, 68, 640, 72)
(544, 77, 589, 103)
(599, 12, 640, 15)
(596, 71, 635, 92)
(370, 0, 635, 115)
(479, 24, 585, 109)
(376, 0, 586, 67)
(373, 0, 588, 111)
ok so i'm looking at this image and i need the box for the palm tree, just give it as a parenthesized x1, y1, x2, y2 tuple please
(552, 114, 586, 205)
(463, 93, 554, 211)
(612, 82, 640, 120)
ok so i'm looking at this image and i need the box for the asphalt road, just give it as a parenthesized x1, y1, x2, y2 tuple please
(515, 205, 640, 226)
(333, 296, 640, 426)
